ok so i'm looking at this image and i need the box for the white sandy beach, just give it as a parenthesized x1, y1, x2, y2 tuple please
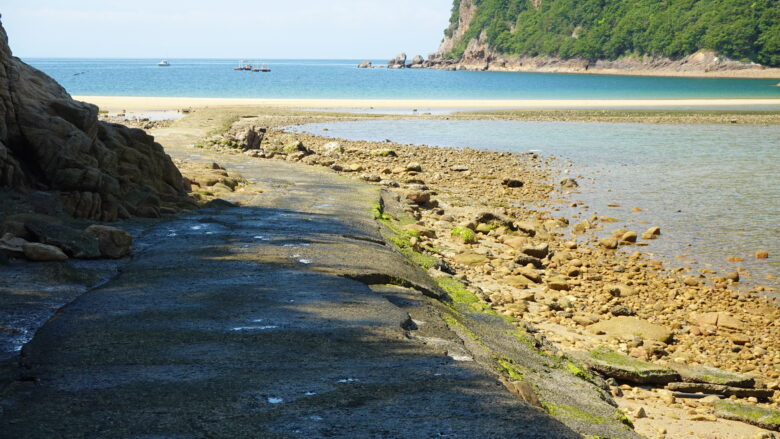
(75, 96, 780, 113)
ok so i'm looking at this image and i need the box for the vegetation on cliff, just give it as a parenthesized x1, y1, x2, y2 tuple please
(445, 0, 780, 67)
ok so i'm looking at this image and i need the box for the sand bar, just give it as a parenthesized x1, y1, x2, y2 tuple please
(75, 96, 780, 113)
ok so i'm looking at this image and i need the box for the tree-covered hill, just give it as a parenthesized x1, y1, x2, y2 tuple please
(444, 0, 780, 67)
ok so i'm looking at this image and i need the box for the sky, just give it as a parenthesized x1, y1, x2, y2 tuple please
(1, 0, 453, 59)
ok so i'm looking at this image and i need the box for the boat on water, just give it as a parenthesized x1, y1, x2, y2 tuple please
(234, 60, 271, 72)
(234, 60, 254, 71)
(157, 60, 170, 67)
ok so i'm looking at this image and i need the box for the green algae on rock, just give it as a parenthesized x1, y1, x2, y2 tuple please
(586, 347, 680, 385)
(451, 226, 477, 244)
(714, 401, 780, 431)
(671, 363, 755, 388)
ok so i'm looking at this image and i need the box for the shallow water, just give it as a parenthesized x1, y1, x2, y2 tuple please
(25, 58, 780, 100)
(293, 119, 780, 291)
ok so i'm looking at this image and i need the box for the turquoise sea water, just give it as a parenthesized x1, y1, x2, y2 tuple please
(24, 58, 780, 100)
(293, 120, 780, 291)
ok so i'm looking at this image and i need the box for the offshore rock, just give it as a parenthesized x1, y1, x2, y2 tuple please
(0, 16, 189, 221)
(388, 53, 408, 69)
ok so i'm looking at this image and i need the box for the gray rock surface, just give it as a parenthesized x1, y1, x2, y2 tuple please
(0, 156, 588, 438)
(0, 16, 190, 221)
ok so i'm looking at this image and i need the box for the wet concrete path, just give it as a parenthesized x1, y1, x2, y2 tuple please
(0, 138, 580, 437)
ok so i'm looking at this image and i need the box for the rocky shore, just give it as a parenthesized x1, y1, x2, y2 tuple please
(189, 109, 780, 438)
(362, 50, 780, 79)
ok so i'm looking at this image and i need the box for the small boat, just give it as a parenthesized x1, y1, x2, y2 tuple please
(158, 60, 170, 67)
(250, 61, 271, 72)
(233, 60, 254, 71)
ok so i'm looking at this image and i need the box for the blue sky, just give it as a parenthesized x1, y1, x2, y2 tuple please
(2, 0, 453, 58)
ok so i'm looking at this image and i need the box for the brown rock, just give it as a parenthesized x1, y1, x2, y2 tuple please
(501, 178, 524, 188)
(502, 275, 536, 288)
(546, 275, 570, 291)
(405, 162, 422, 172)
(84, 225, 132, 259)
(405, 191, 431, 205)
(515, 266, 542, 283)
(599, 237, 618, 249)
(692, 312, 744, 331)
(521, 243, 549, 259)
(22, 242, 67, 262)
(668, 382, 774, 401)
(589, 316, 674, 344)
(756, 250, 769, 259)
(683, 276, 700, 286)
(452, 252, 489, 267)
(604, 283, 638, 297)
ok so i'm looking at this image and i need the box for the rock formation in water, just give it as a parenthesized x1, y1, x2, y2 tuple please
(0, 15, 190, 221)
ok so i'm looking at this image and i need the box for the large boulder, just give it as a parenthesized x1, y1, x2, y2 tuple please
(0, 15, 190, 221)
(387, 53, 407, 69)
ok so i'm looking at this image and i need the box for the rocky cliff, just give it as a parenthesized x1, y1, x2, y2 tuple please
(0, 16, 190, 221)
(429, 0, 780, 76)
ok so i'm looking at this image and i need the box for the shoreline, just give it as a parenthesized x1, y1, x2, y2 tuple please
(424, 62, 780, 80)
(162, 107, 779, 437)
(75, 96, 780, 113)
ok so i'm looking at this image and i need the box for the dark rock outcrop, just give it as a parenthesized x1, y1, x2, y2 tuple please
(0, 15, 190, 221)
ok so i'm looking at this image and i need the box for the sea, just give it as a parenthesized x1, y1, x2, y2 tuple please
(24, 58, 780, 293)
(22, 58, 780, 100)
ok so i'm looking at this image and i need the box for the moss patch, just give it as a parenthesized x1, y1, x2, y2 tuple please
(436, 277, 478, 304)
(440, 313, 481, 343)
(451, 226, 477, 244)
(541, 403, 633, 429)
(715, 401, 780, 430)
(589, 347, 657, 371)
(566, 361, 598, 384)
(497, 358, 525, 381)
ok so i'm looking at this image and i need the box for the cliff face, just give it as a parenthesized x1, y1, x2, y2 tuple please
(434, 0, 780, 73)
(439, 0, 477, 56)
(0, 16, 190, 221)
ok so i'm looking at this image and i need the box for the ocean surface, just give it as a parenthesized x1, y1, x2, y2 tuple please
(24, 58, 780, 100)
(292, 120, 780, 291)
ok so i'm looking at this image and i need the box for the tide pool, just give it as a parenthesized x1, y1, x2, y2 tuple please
(292, 119, 780, 290)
